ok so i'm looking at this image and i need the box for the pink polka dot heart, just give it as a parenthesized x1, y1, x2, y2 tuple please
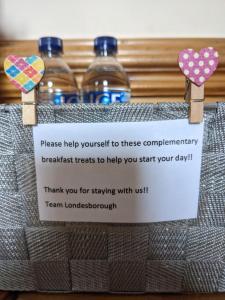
(178, 47, 219, 86)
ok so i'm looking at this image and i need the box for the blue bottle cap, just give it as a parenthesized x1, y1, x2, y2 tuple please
(94, 36, 117, 55)
(38, 37, 63, 54)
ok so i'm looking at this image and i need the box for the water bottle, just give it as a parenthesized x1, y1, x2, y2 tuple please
(82, 36, 130, 104)
(38, 37, 79, 104)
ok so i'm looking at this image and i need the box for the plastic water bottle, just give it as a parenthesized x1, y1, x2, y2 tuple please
(82, 36, 130, 104)
(38, 37, 79, 104)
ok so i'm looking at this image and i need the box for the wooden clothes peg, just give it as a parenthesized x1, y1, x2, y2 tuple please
(22, 89, 37, 125)
(185, 79, 204, 124)
(178, 47, 219, 124)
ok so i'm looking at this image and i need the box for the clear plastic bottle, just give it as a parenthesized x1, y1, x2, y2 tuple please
(38, 37, 79, 104)
(82, 36, 130, 104)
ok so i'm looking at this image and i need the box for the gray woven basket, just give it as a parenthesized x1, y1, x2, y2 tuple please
(0, 102, 225, 293)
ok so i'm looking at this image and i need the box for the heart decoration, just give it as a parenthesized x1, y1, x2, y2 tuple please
(178, 47, 219, 86)
(4, 55, 45, 93)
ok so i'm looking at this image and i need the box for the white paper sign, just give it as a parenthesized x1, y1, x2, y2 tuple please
(33, 119, 204, 223)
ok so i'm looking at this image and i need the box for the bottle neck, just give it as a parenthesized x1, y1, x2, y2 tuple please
(40, 51, 62, 58)
(95, 50, 117, 58)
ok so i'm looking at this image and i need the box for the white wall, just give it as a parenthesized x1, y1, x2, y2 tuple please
(0, 0, 225, 39)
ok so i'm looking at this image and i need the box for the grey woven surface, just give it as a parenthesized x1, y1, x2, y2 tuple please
(0, 102, 225, 293)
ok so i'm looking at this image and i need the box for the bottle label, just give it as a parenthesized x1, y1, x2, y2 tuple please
(83, 91, 130, 104)
(53, 92, 79, 105)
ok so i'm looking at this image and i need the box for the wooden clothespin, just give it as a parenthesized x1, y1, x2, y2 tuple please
(4, 55, 45, 125)
(185, 79, 204, 123)
(22, 89, 37, 125)
(178, 47, 219, 124)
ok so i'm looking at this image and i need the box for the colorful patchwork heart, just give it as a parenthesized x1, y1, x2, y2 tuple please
(178, 47, 219, 86)
(4, 55, 45, 93)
